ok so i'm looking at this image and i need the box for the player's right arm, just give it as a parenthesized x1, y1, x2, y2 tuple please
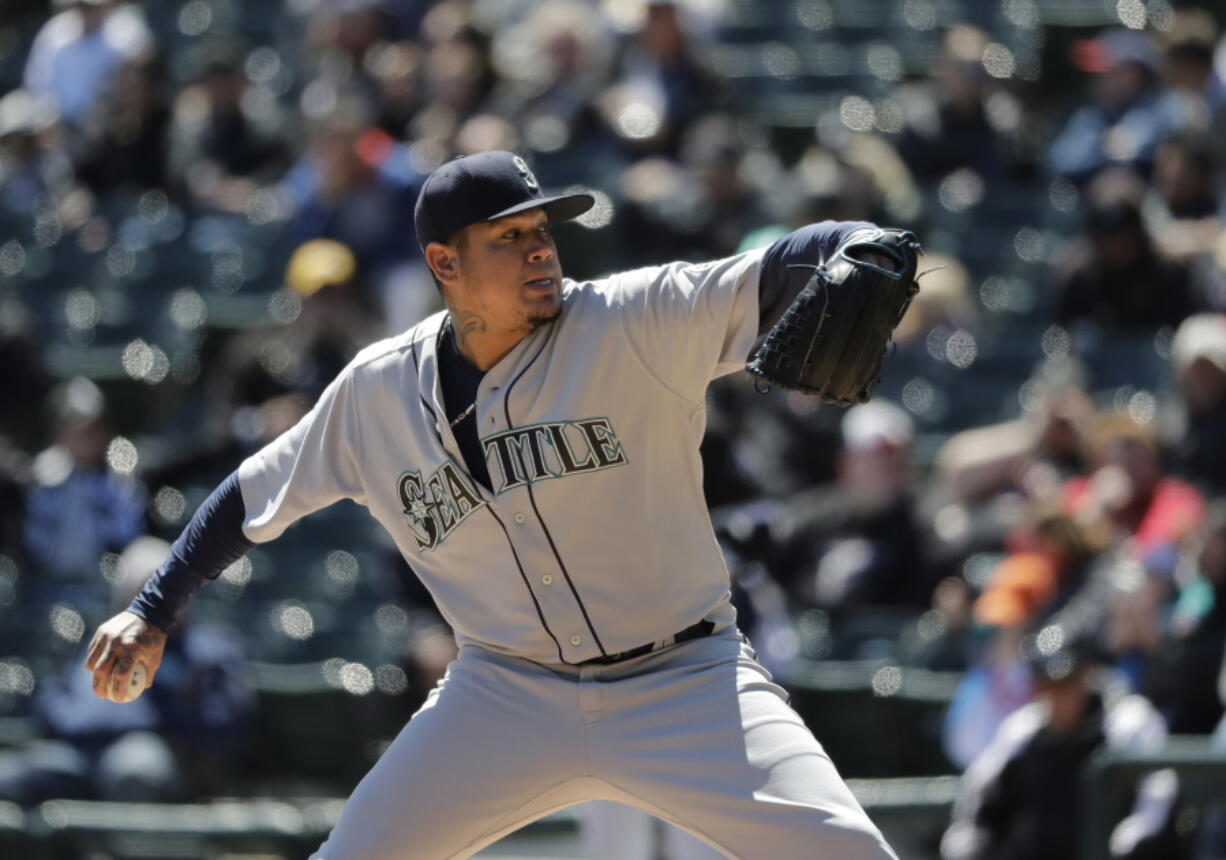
(86, 367, 366, 701)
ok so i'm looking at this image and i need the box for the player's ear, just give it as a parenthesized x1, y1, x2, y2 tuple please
(425, 241, 461, 286)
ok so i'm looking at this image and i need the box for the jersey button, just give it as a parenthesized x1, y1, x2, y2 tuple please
(541, 575, 553, 586)
(570, 635, 582, 646)
(513, 513, 526, 524)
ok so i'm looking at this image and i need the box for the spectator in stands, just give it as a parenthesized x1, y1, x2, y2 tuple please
(942, 620, 1032, 773)
(1169, 314, 1226, 495)
(1007, 510, 1119, 656)
(598, 0, 722, 159)
(945, 510, 1161, 769)
(484, 0, 614, 163)
(1150, 132, 1219, 221)
(736, 137, 920, 258)
(23, 378, 146, 611)
(680, 113, 771, 256)
(205, 239, 383, 454)
(419, 35, 495, 140)
(892, 24, 1023, 181)
(167, 40, 291, 213)
(281, 104, 429, 326)
(0, 88, 70, 219)
(930, 385, 1095, 567)
(0, 537, 253, 805)
(1053, 168, 1195, 331)
(300, 0, 467, 145)
(1063, 413, 1205, 561)
(304, 0, 389, 77)
(72, 54, 170, 193)
(452, 112, 519, 160)
(1146, 504, 1226, 735)
(938, 385, 1095, 506)
(1160, 8, 1225, 115)
(22, 0, 153, 128)
(617, 114, 771, 263)
(409, 5, 498, 157)
(1107, 547, 1182, 694)
(1048, 28, 1184, 185)
(1145, 132, 1220, 260)
(974, 550, 1060, 640)
(836, 132, 925, 228)
(942, 634, 1177, 860)
(365, 39, 425, 139)
(770, 399, 936, 614)
(769, 146, 880, 236)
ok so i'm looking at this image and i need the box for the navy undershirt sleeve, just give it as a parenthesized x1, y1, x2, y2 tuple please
(757, 220, 874, 335)
(127, 470, 255, 631)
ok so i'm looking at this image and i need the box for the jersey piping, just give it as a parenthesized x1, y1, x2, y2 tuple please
(484, 504, 565, 664)
(502, 320, 609, 658)
(410, 333, 446, 448)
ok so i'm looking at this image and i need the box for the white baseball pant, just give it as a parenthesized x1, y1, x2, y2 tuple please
(310, 628, 897, 859)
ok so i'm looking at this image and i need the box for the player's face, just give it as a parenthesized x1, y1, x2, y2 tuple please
(452, 208, 564, 333)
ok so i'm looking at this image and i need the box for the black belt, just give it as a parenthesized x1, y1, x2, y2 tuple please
(580, 619, 715, 665)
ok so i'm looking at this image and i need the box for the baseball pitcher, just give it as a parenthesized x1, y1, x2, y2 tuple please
(85, 151, 918, 859)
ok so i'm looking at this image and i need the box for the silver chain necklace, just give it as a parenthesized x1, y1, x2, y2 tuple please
(449, 401, 476, 429)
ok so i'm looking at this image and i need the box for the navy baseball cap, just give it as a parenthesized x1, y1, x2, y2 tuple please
(414, 151, 595, 250)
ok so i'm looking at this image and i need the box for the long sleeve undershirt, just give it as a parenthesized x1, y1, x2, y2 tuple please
(757, 220, 871, 335)
(127, 472, 253, 631)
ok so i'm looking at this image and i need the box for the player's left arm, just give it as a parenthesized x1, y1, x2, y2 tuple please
(757, 221, 875, 333)
(612, 220, 877, 401)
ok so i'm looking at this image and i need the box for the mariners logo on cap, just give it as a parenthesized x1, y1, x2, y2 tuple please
(512, 156, 540, 193)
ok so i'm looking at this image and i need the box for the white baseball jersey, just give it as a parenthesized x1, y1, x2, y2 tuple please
(238, 248, 765, 664)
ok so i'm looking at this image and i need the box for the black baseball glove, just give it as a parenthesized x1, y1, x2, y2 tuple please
(746, 227, 922, 406)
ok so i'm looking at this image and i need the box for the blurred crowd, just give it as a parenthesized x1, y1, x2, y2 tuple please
(4, 0, 1226, 857)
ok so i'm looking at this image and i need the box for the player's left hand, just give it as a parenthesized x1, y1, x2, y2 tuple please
(85, 611, 167, 703)
(852, 249, 902, 273)
(747, 226, 922, 404)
